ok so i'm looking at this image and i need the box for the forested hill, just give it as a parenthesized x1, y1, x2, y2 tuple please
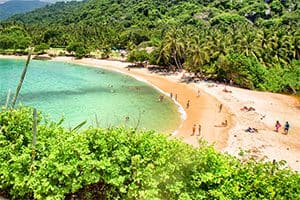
(0, 0, 49, 20)
(7, 0, 300, 26)
(1, 0, 300, 93)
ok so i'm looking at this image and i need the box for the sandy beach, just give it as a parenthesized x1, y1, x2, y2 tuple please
(1, 55, 300, 171)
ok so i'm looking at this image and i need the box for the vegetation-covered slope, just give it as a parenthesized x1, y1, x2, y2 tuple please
(0, 0, 49, 20)
(0, 107, 300, 199)
(0, 0, 300, 92)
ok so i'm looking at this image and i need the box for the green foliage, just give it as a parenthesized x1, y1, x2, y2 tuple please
(210, 13, 248, 27)
(263, 60, 300, 92)
(270, 0, 284, 15)
(66, 42, 88, 58)
(217, 53, 268, 89)
(127, 49, 149, 63)
(0, 26, 31, 51)
(239, 3, 268, 23)
(0, 0, 299, 93)
(34, 43, 49, 54)
(0, 107, 300, 199)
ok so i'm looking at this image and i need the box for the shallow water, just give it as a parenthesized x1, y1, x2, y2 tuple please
(0, 59, 180, 133)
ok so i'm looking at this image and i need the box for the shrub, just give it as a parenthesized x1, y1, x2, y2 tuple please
(0, 107, 299, 199)
(217, 53, 268, 89)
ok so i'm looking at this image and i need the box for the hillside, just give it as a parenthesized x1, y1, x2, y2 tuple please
(0, 0, 49, 20)
(1, 0, 300, 93)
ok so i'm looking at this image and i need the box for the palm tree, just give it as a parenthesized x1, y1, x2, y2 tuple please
(185, 34, 210, 73)
(158, 28, 185, 70)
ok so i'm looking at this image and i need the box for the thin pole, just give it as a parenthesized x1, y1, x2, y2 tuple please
(11, 50, 32, 108)
(5, 89, 11, 108)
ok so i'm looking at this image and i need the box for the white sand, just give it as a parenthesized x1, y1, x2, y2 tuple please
(197, 82, 300, 171)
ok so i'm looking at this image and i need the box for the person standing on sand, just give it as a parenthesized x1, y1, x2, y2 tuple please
(186, 100, 190, 109)
(284, 121, 290, 134)
(275, 121, 281, 132)
(197, 89, 201, 97)
(175, 94, 177, 101)
(219, 104, 223, 113)
(197, 124, 201, 136)
(170, 92, 173, 98)
(191, 124, 196, 136)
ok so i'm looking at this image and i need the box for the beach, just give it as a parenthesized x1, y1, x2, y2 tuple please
(1, 55, 300, 171)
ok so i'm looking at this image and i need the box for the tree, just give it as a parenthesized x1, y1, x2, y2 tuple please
(127, 49, 149, 64)
(34, 43, 50, 54)
(66, 42, 88, 58)
(0, 26, 31, 51)
(217, 53, 267, 89)
(158, 28, 185, 70)
(184, 34, 210, 73)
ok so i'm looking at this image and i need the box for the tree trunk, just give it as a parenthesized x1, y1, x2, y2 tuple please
(173, 51, 182, 71)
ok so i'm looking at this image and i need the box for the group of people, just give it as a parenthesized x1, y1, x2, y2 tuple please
(191, 124, 201, 136)
(169, 92, 178, 101)
(275, 121, 290, 134)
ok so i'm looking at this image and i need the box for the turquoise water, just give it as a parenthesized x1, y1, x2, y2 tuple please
(0, 59, 180, 133)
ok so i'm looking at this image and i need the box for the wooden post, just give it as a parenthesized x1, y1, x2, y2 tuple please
(11, 50, 32, 108)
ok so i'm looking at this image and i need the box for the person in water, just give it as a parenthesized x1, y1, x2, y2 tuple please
(159, 95, 165, 102)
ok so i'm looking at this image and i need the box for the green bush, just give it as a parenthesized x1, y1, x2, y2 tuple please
(263, 60, 300, 93)
(0, 26, 31, 50)
(34, 43, 50, 54)
(127, 49, 149, 63)
(210, 13, 247, 26)
(0, 107, 299, 199)
(217, 53, 268, 89)
(66, 42, 88, 58)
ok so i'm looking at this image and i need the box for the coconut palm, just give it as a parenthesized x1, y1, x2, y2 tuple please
(185, 34, 210, 73)
(158, 28, 185, 70)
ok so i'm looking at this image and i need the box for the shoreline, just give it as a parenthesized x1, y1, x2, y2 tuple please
(0, 55, 232, 150)
(51, 57, 232, 150)
(1, 55, 300, 171)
